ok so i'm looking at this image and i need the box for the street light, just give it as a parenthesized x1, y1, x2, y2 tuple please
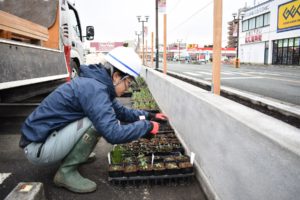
(177, 39, 182, 63)
(232, 11, 245, 68)
(135, 31, 142, 54)
(137, 15, 149, 65)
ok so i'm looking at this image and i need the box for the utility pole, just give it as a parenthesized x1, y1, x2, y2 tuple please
(137, 16, 149, 65)
(163, 14, 167, 74)
(155, 0, 159, 69)
(212, 0, 222, 95)
(177, 39, 182, 63)
(135, 31, 141, 53)
(232, 11, 245, 68)
(151, 32, 154, 67)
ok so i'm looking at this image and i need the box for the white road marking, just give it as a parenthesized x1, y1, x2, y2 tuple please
(183, 70, 299, 84)
(205, 76, 264, 80)
(184, 72, 202, 76)
(264, 77, 300, 84)
(0, 173, 11, 184)
(229, 72, 250, 76)
(196, 71, 212, 75)
(221, 72, 237, 75)
(247, 72, 281, 76)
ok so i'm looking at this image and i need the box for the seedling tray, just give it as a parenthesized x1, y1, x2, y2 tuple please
(108, 172, 195, 183)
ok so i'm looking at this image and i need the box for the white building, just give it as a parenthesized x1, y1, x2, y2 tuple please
(239, 0, 300, 65)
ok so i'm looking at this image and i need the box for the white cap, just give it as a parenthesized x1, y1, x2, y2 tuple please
(105, 47, 142, 78)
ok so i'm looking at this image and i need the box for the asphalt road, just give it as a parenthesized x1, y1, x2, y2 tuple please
(158, 62, 300, 106)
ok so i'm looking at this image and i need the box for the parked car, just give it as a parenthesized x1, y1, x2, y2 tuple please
(197, 59, 207, 64)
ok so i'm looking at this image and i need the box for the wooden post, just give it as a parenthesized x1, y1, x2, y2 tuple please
(146, 39, 148, 66)
(212, 0, 222, 95)
(163, 14, 167, 74)
(151, 32, 154, 68)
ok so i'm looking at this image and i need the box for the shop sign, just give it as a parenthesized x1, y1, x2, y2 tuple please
(277, 0, 300, 32)
(244, 3, 270, 18)
(158, 0, 166, 13)
(245, 29, 262, 43)
(187, 44, 198, 50)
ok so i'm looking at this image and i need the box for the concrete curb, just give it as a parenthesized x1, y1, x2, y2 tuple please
(4, 182, 46, 200)
(164, 70, 300, 126)
(142, 67, 300, 200)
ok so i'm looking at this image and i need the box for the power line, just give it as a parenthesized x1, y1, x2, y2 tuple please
(170, 1, 213, 32)
(168, 0, 182, 15)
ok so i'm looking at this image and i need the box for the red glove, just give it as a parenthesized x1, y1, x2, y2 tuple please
(149, 113, 168, 122)
(150, 121, 160, 135)
(155, 113, 168, 121)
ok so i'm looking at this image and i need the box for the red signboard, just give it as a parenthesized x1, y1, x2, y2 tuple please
(245, 30, 262, 43)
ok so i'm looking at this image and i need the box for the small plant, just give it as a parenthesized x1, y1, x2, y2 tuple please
(164, 156, 176, 163)
(108, 164, 124, 177)
(178, 162, 193, 168)
(111, 145, 125, 164)
(124, 164, 138, 177)
(159, 144, 172, 153)
(175, 154, 190, 162)
(165, 162, 179, 175)
(153, 162, 165, 169)
(123, 156, 136, 164)
(137, 154, 150, 167)
(109, 165, 124, 171)
(153, 162, 166, 175)
(132, 81, 159, 110)
(178, 162, 193, 174)
(124, 165, 137, 172)
(165, 162, 179, 169)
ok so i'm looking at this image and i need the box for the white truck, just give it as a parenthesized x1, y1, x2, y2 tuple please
(0, 0, 94, 103)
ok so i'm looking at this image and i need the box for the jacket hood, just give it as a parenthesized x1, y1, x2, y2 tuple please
(79, 64, 116, 99)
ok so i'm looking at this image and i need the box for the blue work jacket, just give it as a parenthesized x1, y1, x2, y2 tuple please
(21, 64, 152, 144)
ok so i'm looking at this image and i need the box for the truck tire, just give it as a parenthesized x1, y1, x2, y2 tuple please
(70, 59, 80, 78)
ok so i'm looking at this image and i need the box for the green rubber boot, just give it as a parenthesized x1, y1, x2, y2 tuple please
(54, 127, 100, 193)
(84, 152, 96, 164)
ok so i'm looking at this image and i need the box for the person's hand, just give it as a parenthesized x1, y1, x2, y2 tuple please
(143, 121, 160, 139)
(150, 121, 160, 135)
(149, 113, 168, 123)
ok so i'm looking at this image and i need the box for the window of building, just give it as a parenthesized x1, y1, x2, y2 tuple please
(283, 39, 288, 47)
(289, 39, 294, 47)
(263, 12, 270, 26)
(295, 38, 300, 46)
(272, 41, 278, 64)
(282, 47, 288, 64)
(287, 39, 294, 65)
(293, 38, 300, 65)
(242, 20, 249, 31)
(249, 18, 256, 30)
(272, 37, 300, 65)
(278, 40, 283, 48)
(256, 15, 264, 28)
(242, 12, 270, 32)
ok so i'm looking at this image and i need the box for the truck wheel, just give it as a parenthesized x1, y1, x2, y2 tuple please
(70, 59, 80, 78)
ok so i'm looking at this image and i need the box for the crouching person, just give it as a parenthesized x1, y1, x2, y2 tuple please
(19, 47, 167, 193)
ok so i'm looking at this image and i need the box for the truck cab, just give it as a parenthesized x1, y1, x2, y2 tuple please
(63, 2, 94, 77)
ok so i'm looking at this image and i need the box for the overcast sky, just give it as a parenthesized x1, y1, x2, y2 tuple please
(75, 0, 258, 46)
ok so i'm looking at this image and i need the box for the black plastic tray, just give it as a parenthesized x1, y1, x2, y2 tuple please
(108, 172, 195, 182)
